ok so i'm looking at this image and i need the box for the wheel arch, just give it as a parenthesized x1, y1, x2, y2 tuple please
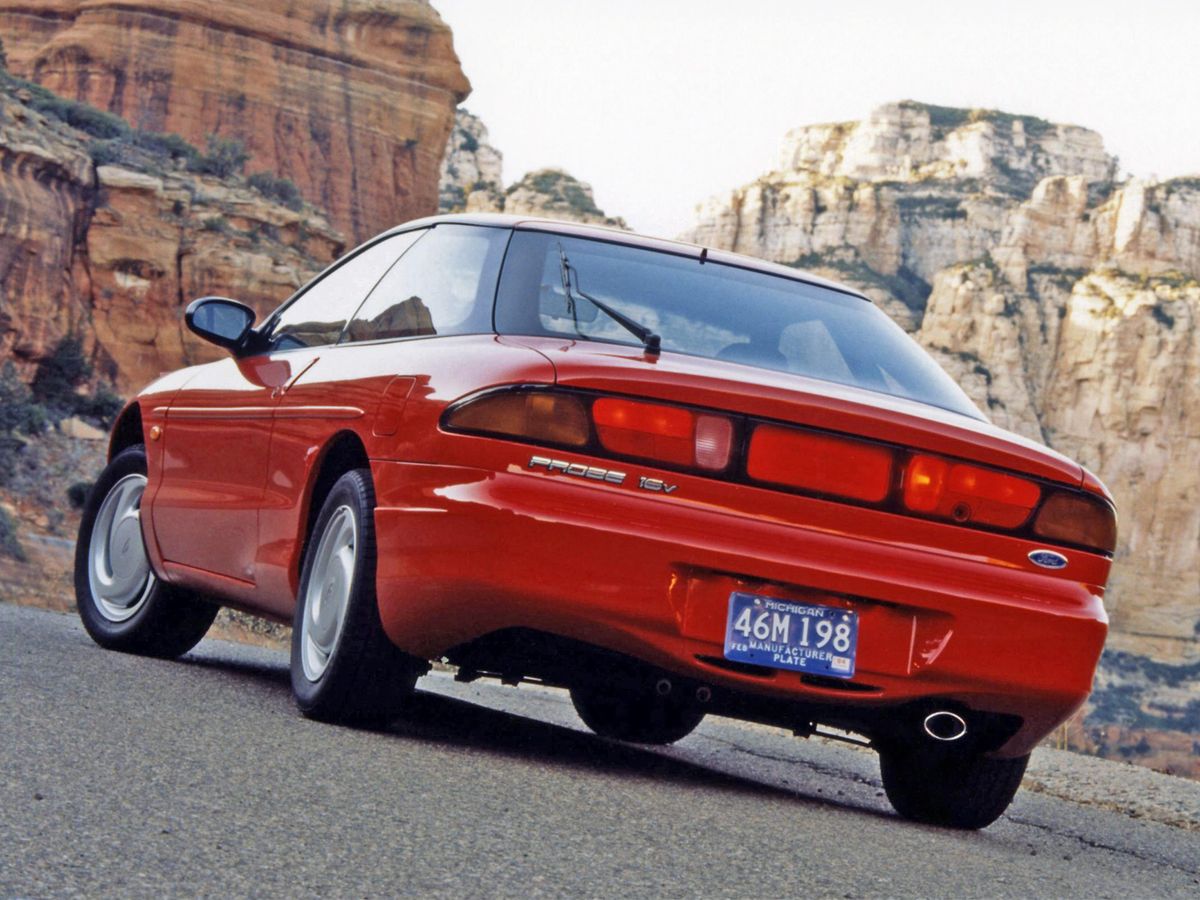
(294, 430, 372, 585)
(108, 402, 145, 461)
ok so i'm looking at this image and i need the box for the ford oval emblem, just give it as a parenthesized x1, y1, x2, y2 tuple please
(1028, 549, 1069, 570)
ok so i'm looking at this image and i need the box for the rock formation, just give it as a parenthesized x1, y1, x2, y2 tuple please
(0, 80, 94, 374)
(0, 77, 342, 392)
(438, 109, 625, 227)
(439, 108, 504, 214)
(0, 0, 469, 243)
(684, 101, 1199, 661)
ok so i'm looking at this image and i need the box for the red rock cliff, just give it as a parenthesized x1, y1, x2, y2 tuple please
(0, 0, 470, 242)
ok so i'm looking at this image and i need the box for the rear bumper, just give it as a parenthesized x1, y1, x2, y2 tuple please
(371, 460, 1108, 757)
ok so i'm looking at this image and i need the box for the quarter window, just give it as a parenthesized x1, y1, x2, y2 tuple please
(267, 231, 424, 351)
(341, 225, 508, 344)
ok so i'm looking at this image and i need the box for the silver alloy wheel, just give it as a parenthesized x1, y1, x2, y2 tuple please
(88, 473, 155, 622)
(300, 505, 357, 682)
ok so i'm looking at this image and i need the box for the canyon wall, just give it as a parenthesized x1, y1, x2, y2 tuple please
(0, 80, 342, 392)
(0, 0, 469, 243)
(684, 102, 1199, 661)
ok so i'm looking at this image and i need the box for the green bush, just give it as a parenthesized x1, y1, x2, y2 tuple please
(87, 139, 127, 167)
(67, 481, 93, 510)
(0, 435, 22, 488)
(24, 338, 123, 424)
(132, 130, 200, 165)
(247, 171, 304, 211)
(74, 385, 124, 426)
(0, 363, 48, 435)
(87, 128, 205, 172)
(0, 506, 25, 562)
(201, 215, 230, 234)
(62, 103, 129, 140)
(31, 336, 91, 412)
(20, 80, 130, 140)
(189, 134, 250, 178)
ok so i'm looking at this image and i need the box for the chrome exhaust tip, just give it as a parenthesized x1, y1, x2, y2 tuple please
(923, 711, 968, 742)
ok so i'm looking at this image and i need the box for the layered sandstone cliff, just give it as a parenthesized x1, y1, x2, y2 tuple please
(0, 0, 468, 243)
(0, 80, 342, 392)
(684, 102, 1200, 661)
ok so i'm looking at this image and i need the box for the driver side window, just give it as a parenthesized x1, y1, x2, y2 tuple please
(267, 230, 425, 351)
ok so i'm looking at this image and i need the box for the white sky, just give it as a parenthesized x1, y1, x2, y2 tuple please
(434, 0, 1200, 240)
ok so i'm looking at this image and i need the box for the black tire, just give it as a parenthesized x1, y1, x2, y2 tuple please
(75, 445, 217, 658)
(879, 745, 1029, 829)
(290, 468, 427, 726)
(570, 683, 705, 745)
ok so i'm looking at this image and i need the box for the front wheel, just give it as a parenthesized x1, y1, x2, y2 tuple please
(75, 445, 217, 658)
(290, 469, 427, 726)
(878, 745, 1029, 829)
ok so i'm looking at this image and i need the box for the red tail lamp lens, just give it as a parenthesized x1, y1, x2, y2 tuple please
(444, 391, 590, 446)
(747, 424, 894, 502)
(592, 398, 732, 469)
(903, 454, 1040, 528)
(1033, 491, 1117, 554)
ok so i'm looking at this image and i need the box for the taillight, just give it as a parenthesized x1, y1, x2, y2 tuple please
(443, 388, 1115, 556)
(442, 390, 590, 447)
(593, 397, 733, 470)
(1033, 491, 1117, 554)
(443, 389, 734, 471)
(747, 424, 894, 502)
(902, 453, 1040, 528)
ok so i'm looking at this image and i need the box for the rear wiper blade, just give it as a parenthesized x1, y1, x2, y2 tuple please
(558, 244, 661, 354)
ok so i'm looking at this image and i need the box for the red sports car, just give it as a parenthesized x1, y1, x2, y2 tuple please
(75, 214, 1114, 829)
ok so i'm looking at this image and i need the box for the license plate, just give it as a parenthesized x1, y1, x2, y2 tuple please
(723, 592, 858, 678)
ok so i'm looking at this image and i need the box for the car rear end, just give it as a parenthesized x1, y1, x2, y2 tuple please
(370, 221, 1114, 763)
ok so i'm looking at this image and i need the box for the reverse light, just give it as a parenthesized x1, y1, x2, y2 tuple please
(1033, 491, 1117, 554)
(902, 454, 1040, 528)
(443, 390, 590, 447)
(747, 424, 894, 503)
(593, 397, 733, 470)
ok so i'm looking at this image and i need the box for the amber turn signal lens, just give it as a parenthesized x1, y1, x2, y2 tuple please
(1033, 491, 1117, 554)
(747, 424, 894, 503)
(444, 391, 590, 447)
(902, 454, 1040, 528)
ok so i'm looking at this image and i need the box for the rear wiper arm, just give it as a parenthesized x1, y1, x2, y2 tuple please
(558, 244, 661, 355)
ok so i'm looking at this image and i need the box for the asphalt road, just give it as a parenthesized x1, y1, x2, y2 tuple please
(1, 603, 1197, 898)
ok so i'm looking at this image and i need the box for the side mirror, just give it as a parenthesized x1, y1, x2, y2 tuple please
(185, 297, 256, 353)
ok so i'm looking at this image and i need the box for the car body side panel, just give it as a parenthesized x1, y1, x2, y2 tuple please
(228, 335, 556, 617)
(150, 356, 289, 583)
(128, 368, 199, 582)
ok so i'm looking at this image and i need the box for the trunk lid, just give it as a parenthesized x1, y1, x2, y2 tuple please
(515, 338, 1084, 487)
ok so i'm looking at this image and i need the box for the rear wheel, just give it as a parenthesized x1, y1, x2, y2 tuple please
(570, 683, 705, 745)
(75, 445, 217, 658)
(290, 468, 427, 726)
(878, 745, 1029, 829)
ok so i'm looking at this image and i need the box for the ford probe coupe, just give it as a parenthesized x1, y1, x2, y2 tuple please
(75, 214, 1115, 829)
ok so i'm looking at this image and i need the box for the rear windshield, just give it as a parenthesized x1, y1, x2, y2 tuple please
(494, 232, 983, 419)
